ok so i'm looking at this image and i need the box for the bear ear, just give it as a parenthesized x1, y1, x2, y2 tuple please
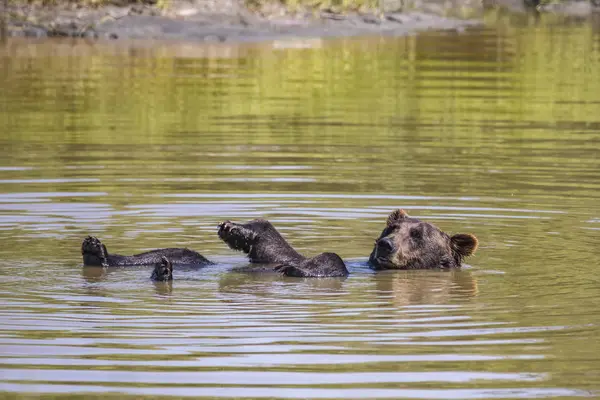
(451, 234, 479, 258)
(387, 209, 408, 226)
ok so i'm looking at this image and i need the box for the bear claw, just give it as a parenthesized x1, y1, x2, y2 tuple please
(81, 236, 109, 267)
(217, 220, 257, 253)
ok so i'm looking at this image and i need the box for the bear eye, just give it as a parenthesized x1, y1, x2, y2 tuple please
(410, 227, 422, 240)
(381, 227, 394, 237)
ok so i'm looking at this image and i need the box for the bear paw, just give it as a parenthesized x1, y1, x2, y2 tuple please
(217, 221, 257, 253)
(274, 264, 305, 277)
(81, 236, 109, 267)
(151, 256, 173, 282)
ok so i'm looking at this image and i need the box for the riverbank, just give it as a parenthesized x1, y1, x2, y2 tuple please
(1, 0, 479, 42)
(1, 0, 599, 42)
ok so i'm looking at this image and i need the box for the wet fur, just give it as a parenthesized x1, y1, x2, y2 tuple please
(217, 219, 348, 278)
(369, 209, 478, 270)
(81, 236, 212, 267)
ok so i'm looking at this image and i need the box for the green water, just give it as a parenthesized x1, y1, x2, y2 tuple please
(0, 13, 599, 399)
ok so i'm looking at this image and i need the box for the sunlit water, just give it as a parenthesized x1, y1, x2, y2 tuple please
(0, 11, 599, 399)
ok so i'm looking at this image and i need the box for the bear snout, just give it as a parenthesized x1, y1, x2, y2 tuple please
(376, 237, 395, 258)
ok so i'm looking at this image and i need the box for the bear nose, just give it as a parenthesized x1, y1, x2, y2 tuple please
(377, 237, 395, 254)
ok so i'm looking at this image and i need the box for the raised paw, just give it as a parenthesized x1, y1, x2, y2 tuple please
(81, 236, 109, 267)
(217, 220, 234, 239)
(151, 256, 173, 282)
(217, 220, 257, 253)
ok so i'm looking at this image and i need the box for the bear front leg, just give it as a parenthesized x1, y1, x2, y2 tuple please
(217, 221, 258, 254)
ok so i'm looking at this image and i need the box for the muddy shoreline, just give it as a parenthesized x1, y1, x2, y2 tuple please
(2, 3, 479, 42)
(1, 0, 599, 42)
(3, 0, 480, 42)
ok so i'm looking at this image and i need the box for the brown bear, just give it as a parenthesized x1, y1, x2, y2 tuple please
(81, 208, 477, 280)
(369, 209, 478, 270)
(217, 219, 349, 278)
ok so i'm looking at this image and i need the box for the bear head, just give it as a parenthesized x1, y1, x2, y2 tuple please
(369, 209, 478, 270)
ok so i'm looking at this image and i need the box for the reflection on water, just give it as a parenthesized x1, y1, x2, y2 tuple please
(0, 11, 599, 399)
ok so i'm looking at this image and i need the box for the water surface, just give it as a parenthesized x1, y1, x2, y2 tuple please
(0, 13, 599, 399)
